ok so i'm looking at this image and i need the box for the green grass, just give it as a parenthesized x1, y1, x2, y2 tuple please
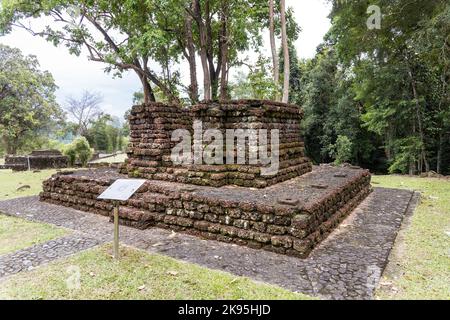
(0, 169, 58, 200)
(0, 244, 312, 300)
(0, 214, 68, 255)
(372, 175, 450, 300)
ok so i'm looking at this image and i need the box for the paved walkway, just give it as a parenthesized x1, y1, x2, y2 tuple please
(0, 235, 101, 278)
(0, 188, 419, 300)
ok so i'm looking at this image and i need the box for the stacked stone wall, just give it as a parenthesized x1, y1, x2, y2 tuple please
(41, 166, 371, 257)
(123, 100, 312, 188)
(4, 150, 68, 171)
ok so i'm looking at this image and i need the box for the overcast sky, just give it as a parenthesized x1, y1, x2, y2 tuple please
(0, 0, 332, 119)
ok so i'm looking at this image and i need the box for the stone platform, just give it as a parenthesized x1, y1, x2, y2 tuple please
(40, 165, 371, 258)
(3, 150, 68, 171)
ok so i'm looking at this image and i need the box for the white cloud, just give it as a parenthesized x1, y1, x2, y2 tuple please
(0, 1, 331, 117)
(287, 0, 332, 58)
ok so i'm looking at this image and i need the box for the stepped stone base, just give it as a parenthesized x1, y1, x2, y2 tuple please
(40, 165, 371, 258)
(4, 150, 68, 171)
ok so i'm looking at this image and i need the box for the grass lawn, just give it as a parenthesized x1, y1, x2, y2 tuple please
(0, 214, 68, 255)
(0, 169, 58, 200)
(372, 176, 450, 300)
(0, 244, 312, 300)
(90, 153, 127, 164)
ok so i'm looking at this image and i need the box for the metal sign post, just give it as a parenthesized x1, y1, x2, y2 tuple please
(113, 201, 119, 259)
(97, 179, 147, 260)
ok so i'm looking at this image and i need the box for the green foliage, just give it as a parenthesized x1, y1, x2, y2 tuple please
(0, 44, 63, 155)
(332, 135, 353, 165)
(85, 114, 125, 153)
(230, 56, 278, 100)
(388, 137, 423, 174)
(64, 146, 77, 167)
(298, 0, 450, 174)
(0, 0, 270, 102)
(64, 137, 93, 167)
(74, 137, 93, 167)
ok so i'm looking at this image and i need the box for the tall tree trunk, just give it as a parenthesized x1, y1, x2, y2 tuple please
(3, 136, 17, 155)
(219, 0, 229, 100)
(269, 0, 280, 101)
(436, 132, 445, 174)
(193, 0, 211, 101)
(185, 8, 199, 103)
(408, 68, 428, 173)
(137, 71, 156, 104)
(280, 0, 290, 103)
(205, 0, 219, 100)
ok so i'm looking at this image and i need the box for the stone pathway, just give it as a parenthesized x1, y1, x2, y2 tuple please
(0, 187, 419, 300)
(0, 235, 101, 278)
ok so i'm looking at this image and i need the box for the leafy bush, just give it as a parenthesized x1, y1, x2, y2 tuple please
(74, 137, 93, 167)
(332, 135, 353, 165)
(64, 146, 77, 167)
(388, 137, 422, 174)
(63, 137, 93, 167)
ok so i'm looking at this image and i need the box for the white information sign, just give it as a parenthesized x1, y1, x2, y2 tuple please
(98, 179, 147, 201)
(97, 179, 147, 260)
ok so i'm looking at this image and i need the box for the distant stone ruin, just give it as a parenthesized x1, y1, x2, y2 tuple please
(40, 100, 372, 258)
(3, 150, 68, 171)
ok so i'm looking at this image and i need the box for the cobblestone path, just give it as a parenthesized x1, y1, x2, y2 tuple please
(0, 235, 101, 278)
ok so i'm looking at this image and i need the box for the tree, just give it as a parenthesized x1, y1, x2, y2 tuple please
(64, 136, 93, 167)
(0, 44, 63, 155)
(0, 0, 181, 103)
(280, 0, 289, 103)
(0, 0, 269, 104)
(268, 0, 279, 100)
(267, 2, 300, 102)
(230, 56, 278, 100)
(85, 114, 124, 153)
(185, 0, 267, 101)
(325, 0, 450, 174)
(65, 91, 103, 136)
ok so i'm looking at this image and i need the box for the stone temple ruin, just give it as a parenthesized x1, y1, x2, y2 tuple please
(40, 100, 372, 258)
(3, 150, 68, 171)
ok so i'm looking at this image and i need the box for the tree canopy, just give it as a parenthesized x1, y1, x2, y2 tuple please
(0, 0, 271, 103)
(0, 44, 63, 155)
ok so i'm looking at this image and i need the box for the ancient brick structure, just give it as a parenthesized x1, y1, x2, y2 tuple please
(4, 150, 68, 171)
(123, 100, 312, 188)
(40, 100, 372, 258)
(41, 165, 371, 257)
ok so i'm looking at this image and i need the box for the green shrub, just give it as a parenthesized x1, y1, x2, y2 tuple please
(332, 135, 353, 165)
(64, 145, 77, 167)
(64, 137, 93, 167)
(74, 137, 93, 167)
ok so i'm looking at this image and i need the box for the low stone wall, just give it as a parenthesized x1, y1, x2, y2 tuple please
(124, 100, 312, 188)
(5, 150, 68, 171)
(40, 166, 372, 257)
